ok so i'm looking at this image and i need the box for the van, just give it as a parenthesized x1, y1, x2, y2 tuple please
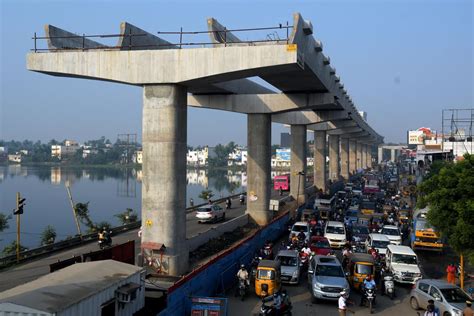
(365, 233, 390, 256)
(386, 244, 422, 284)
(324, 221, 346, 248)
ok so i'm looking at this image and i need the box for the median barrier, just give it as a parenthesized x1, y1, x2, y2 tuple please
(158, 210, 290, 315)
(186, 214, 249, 252)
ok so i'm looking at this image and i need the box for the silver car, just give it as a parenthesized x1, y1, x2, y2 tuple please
(275, 250, 301, 284)
(308, 255, 350, 303)
(410, 279, 473, 316)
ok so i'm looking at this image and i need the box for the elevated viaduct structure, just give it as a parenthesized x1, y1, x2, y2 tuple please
(27, 13, 383, 275)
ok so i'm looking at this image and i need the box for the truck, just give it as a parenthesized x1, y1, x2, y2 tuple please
(273, 174, 290, 191)
(411, 218, 443, 252)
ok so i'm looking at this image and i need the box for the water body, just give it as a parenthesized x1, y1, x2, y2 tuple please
(0, 165, 255, 250)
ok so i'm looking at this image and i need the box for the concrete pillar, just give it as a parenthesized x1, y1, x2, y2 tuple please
(378, 146, 383, 164)
(349, 140, 357, 175)
(247, 114, 272, 226)
(390, 149, 396, 162)
(142, 84, 188, 276)
(290, 125, 307, 206)
(340, 138, 350, 179)
(328, 135, 340, 181)
(314, 131, 327, 192)
(361, 144, 367, 169)
(367, 144, 373, 168)
(355, 142, 361, 170)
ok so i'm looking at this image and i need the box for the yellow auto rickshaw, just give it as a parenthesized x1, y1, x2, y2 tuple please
(347, 253, 375, 291)
(255, 260, 281, 297)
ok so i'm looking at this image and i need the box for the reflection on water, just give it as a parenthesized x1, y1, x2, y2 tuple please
(0, 165, 246, 249)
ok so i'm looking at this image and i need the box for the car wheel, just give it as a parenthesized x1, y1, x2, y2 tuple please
(410, 297, 420, 310)
(443, 313, 451, 316)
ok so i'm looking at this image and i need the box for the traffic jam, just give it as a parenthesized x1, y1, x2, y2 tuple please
(232, 162, 472, 315)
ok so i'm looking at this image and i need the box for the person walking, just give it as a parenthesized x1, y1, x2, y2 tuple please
(446, 263, 456, 284)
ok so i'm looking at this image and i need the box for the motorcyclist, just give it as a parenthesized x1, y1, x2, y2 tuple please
(226, 197, 232, 209)
(379, 264, 389, 296)
(239, 193, 245, 205)
(297, 230, 306, 242)
(236, 264, 250, 287)
(290, 233, 299, 247)
(360, 275, 377, 306)
(301, 244, 311, 256)
(280, 289, 292, 312)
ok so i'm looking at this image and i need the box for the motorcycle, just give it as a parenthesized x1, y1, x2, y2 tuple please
(362, 287, 376, 314)
(259, 300, 292, 316)
(238, 278, 248, 301)
(383, 275, 395, 299)
(98, 232, 112, 249)
(299, 251, 309, 267)
(239, 195, 245, 205)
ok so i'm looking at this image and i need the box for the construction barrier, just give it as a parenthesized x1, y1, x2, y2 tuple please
(158, 211, 290, 316)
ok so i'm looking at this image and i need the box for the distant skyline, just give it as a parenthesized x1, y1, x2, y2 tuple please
(1, 0, 472, 146)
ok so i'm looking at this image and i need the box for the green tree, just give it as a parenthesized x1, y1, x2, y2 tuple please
(40, 225, 57, 245)
(74, 202, 94, 229)
(199, 189, 214, 202)
(417, 154, 474, 264)
(92, 221, 112, 233)
(115, 208, 138, 225)
(0, 213, 11, 232)
(2, 240, 28, 256)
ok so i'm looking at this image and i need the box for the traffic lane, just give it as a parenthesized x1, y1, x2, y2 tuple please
(227, 274, 416, 316)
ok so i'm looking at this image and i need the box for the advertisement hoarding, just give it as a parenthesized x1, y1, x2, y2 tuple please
(408, 130, 424, 145)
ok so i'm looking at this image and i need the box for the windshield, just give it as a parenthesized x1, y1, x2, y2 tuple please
(382, 228, 400, 236)
(356, 264, 373, 275)
(312, 240, 330, 248)
(275, 178, 287, 183)
(278, 256, 298, 267)
(440, 288, 471, 303)
(326, 226, 345, 234)
(415, 220, 434, 231)
(372, 240, 390, 248)
(292, 225, 308, 233)
(316, 265, 345, 277)
(392, 254, 417, 264)
(257, 269, 275, 280)
(352, 227, 369, 235)
(361, 202, 376, 209)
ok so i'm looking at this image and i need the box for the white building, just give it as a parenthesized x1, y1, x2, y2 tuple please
(8, 154, 21, 163)
(187, 146, 214, 167)
(132, 150, 143, 164)
(51, 140, 80, 160)
(0, 260, 145, 316)
(228, 148, 248, 166)
(82, 146, 99, 159)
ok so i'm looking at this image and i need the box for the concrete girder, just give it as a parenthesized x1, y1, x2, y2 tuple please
(327, 127, 363, 135)
(44, 24, 107, 50)
(117, 22, 177, 50)
(307, 122, 335, 131)
(341, 132, 371, 139)
(188, 92, 337, 114)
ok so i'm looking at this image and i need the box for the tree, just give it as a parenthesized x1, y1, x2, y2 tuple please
(40, 225, 57, 245)
(92, 221, 112, 233)
(199, 189, 214, 202)
(74, 202, 94, 229)
(417, 154, 474, 264)
(115, 208, 138, 225)
(0, 213, 11, 232)
(2, 240, 27, 256)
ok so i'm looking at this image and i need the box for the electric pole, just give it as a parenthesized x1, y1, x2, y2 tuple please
(13, 192, 26, 263)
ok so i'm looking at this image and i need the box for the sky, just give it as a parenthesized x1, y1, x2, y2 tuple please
(0, 0, 472, 146)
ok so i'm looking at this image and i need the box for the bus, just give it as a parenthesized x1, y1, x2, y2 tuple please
(411, 218, 443, 252)
(273, 174, 290, 191)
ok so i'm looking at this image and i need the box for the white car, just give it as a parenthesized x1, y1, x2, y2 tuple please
(196, 205, 225, 223)
(386, 245, 422, 284)
(365, 233, 391, 256)
(380, 225, 402, 245)
(289, 222, 310, 242)
(324, 221, 346, 248)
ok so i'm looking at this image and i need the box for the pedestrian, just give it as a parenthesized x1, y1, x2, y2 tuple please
(208, 198, 212, 205)
(463, 301, 474, 316)
(279, 187, 283, 196)
(338, 290, 354, 316)
(427, 299, 440, 316)
(190, 198, 194, 207)
(446, 263, 456, 284)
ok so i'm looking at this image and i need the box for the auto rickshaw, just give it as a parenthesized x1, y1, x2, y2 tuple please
(346, 253, 375, 291)
(255, 260, 281, 297)
(398, 210, 409, 224)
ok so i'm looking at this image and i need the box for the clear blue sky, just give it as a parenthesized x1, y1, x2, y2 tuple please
(1, 0, 472, 146)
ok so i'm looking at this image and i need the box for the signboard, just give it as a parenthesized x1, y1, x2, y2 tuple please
(408, 130, 424, 145)
(269, 199, 280, 211)
(191, 297, 228, 316)
(276, 148, 291, 161)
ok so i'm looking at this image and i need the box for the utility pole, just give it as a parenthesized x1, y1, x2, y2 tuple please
(13, 192, 26, 263)
(66, 184, 83, 240)
(460, 254, 464, 290)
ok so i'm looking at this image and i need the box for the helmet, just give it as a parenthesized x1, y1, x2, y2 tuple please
(340, 290, 347, 296)
(240, 264, 245, 269)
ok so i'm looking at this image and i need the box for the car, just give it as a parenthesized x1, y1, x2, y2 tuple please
(309, 236, 332, 256)
(385, 245, 421, 284)
(410, 279, 473, 316)
(365, 233, 390, 256)
(289, 221, 310, 242)
(308, 255, 350, 303)
(196, 204, 225, 223)
(345, 209, 359, 224)
(275, 250, 301, 284)
(324, 221, 347, 248)
(380, 225, 402, 245)
(350, 225, 370, 245)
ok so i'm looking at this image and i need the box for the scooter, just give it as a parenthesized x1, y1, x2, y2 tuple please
(259, 301, 292, 316)
(299, 251, 309, 268)
(98, 235, 112, 249)
(383, 275, 395, 299)
(362, 287, 376, 314)
(238, 278, 248, 301)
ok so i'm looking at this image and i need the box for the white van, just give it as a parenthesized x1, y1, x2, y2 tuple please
(385, 244, 422, 284)
(324, 221, 346, 248)
(365, 233, 390, 256)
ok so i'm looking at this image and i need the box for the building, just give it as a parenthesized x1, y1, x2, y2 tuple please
(82, 146, 99, 159)
(228, 147, 247, 166)
(51, 140, 80, 160)
(132, 150, 143, 164)
(280, 132, 291, 147)
(271, 148, 291, 168)
(0, 260, 145, 316)
(186, 146, 215, 167)
(8, 154, 21, 163)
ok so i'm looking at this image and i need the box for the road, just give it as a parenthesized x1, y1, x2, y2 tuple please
(0, 190, 289, 293)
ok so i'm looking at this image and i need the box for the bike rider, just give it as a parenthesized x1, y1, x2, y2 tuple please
(360, 275, 377, 306)
(239, 193, 245, 205)
(236, 264, 250, 287)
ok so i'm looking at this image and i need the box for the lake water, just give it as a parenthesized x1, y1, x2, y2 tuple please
(0, 165, 254, 250)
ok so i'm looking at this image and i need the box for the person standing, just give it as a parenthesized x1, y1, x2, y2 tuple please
(338, 290, 354, 316)
(446, 263, 456, 284)
(463, 300, 473, 316)
(189, 198, 194, 207)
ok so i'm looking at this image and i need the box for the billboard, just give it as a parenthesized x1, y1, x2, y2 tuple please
(276, 148, 291, 161)
(408, 130, 424, 145)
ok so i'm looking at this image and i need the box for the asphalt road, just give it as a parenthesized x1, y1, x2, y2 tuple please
(0, 190, 289, 293)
